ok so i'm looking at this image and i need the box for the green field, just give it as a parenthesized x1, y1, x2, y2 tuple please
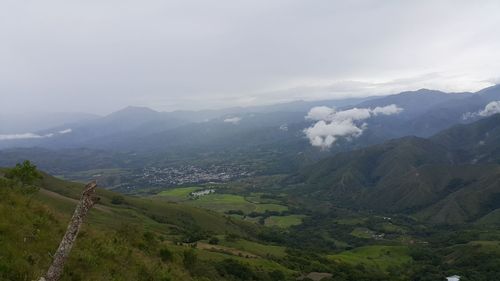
(328, 245, 412, 271)
(221, 239, 287, 258)
(157, 186, 201, 198)
(157, 188, 289, 215)
(244, 193, 282, 204)
(187, 194, 288, 214)
(351, 227, 375, 239)
(335, 217, 367, 226)
(264, 215, 306, 228)
(254, 203, 288, 213)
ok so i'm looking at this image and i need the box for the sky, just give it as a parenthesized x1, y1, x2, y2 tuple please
(1, 0, 500, 115)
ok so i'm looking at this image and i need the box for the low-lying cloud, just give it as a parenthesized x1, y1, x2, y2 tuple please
(223, 117, 242, 124)
(0, 128, 72, 141)
(304, 105, 403, 149)
(462, 101, 500, 120)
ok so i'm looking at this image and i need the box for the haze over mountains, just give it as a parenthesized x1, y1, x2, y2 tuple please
(4, 1, 500, 280)
(1, 84, 500, 154)
(2, 85, 500, 218)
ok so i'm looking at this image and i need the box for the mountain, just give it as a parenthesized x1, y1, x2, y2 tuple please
(2, 86, 500, 185)
(355, 88, 473, 117)
(0, 97, 374, 150)
(348, 86, 500, 139)
(0, 111, 99, 134)
(0, 97, 378, 176)
(286, 114, 500, 224)
(400, 84, 500, 137)
(431, 106, 500, 162)
(0, 106, 187, 149)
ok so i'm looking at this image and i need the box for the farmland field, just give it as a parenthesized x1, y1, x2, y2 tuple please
(157, 186, 201, 198)
(156, 187, 289, 215)
(221, 239, 287, 258)
(328, 246, 412, 271)
(264, 215, 306, 228)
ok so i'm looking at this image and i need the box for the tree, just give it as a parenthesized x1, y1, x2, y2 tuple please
(6, 160, 41, 185)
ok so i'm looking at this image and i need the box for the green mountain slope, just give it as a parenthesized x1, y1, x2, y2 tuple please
(0, 170, 297, 281)
(287, 114, 500, 224)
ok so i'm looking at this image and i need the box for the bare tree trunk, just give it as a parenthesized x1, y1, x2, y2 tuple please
(39, 181, 99, 281)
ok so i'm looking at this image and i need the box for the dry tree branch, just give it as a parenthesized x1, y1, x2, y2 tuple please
(39, 181, 100, 281)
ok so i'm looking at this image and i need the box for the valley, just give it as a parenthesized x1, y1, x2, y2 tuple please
(3, 86, 500, 281)
(4, 3, 500, 280)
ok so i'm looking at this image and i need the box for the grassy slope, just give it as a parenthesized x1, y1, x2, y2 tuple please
(0, 178, 190, 281)
(37, 174, 256, 235)
(328, 246, 412, 272)
(264, 215, 306, 228)
(0, 171, 292, 281)
(156, 187, 288, 215)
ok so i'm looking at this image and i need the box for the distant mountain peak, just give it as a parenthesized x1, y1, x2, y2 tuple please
(476, 83, 500, 94)
(106, 106, 159, 118)
(115, 106, 157, 113)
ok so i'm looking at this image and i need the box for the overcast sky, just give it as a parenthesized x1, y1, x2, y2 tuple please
(1, 0, 500, 115)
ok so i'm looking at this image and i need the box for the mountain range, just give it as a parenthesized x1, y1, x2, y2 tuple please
(2, 85, 500, 173)
(1, 85, 500, 225)
(287, 113, 500, 224)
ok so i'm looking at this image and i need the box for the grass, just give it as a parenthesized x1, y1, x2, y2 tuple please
(244, 193, 282, 204)
(264, 215, 306, 228)
(254, 204, 288, 213)
(351, 227, 375, 239)
(182, 193, 288, 215)
(0, 177, 184, 280)
(187, 194, 256, 213)
(477, 209, 500, 225)
(155, 188, 288, 216)
(194, 246, 294, 274)
(1, 170, 302, 280)
(328, 245, 412, 272)
(378, 222, 407, 234)
(32, 172, 260, 236)
(61, 168, 127, 185)
(335, 217, 367, 226)
(157, 186, 201, 198)
(221, 239, 287, 258)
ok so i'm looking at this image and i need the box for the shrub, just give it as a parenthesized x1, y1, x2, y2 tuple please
(183, 249, 197, 270)
(5, 160, 41, 185)
(111, 195, 125, 205)
(159, 247, 173, 262)
(208, 237, 219, 245)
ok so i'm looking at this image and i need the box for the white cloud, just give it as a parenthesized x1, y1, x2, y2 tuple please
(0, 127, 72, 141)
(304, 104, 403, 149)
(305, 106, 336, 121)
(372, 104, 404, 115)
(223, 117, 241, 124)
(462, 101, 500, 120)
(478, 101, 500, 117)
(0, 132, 52, 140)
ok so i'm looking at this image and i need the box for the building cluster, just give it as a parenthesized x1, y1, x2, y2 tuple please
(139, 164, 253, 186)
